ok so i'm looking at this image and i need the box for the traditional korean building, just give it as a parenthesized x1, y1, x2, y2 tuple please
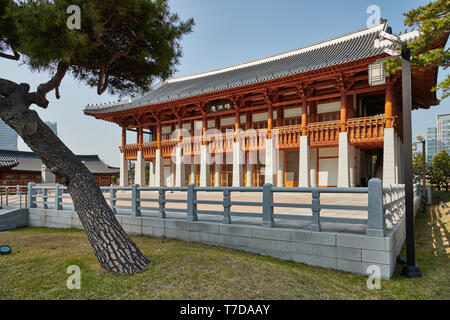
(0, 150, 119, 186)
(84, 22, 447, 188)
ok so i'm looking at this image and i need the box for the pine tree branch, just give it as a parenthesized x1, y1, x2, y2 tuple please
(35, 61, 69, 108)
(0, 49, 20, 61)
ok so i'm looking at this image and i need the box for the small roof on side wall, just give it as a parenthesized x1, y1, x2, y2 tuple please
(0, 150, 119, 174)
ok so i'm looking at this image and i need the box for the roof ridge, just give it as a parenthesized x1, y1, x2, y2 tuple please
(166, 22, 386, 84)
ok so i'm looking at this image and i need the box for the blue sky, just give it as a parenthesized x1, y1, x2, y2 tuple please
(0, 0, 448, 166)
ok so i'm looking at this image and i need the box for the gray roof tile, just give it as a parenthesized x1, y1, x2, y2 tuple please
(0, 150, 119, 174)
(85, 23, 419, 115)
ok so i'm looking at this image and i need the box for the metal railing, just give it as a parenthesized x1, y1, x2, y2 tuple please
(26, 179, 416, 237)
(0, 185, 28, 208)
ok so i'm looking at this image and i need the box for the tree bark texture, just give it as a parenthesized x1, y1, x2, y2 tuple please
(0, 79, 150, 274)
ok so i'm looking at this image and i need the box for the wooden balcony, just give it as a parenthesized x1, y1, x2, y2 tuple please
(347, 115, 385, 149)
(308, 120, 340, 147)
(142, 141, 158, 159)
(208, 132, 234, 154)
(241, 129, 267, 152)
(161, 139, 179, 158)
(275, 125, 302, 150)
(123, 115, 388, 160)
(123, 143, 139, 160)
(181, 136, 202, 156)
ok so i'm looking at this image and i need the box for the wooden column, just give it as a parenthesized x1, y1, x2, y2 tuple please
(301, 96, 308, 136)
(385, 78, 394, 128)
(310, 101, 317, 123)
(156, 122, 161, 149)
(340, 91, 347, 132)
(178, 118, 182, 141)
(268, 102, 273, 139)
(202, 113, 207, 145)
(235, 108, 240, 142)
(248, 111, 253, 130)
(137, 126, 143, 151)
(347, 95, 354, 119)
(277, 106, 283, 127)
(121, 127, 126, 152)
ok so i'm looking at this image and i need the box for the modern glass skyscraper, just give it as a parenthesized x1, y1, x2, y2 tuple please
(0, 119, 18, 151)
(45, 121, 58, 136)
(437, 114, 450, 155)
(427, 127, 437, 162)
(427, 114, 450, 162)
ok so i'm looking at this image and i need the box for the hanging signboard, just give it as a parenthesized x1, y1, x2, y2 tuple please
(207, 100, 234, 114)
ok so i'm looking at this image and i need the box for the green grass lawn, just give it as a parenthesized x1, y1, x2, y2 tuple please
(0, 193, 449, 300)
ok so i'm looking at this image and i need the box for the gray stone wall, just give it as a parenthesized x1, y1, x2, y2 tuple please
(0, 208, 28, 231)
(28, 207, 410, 279)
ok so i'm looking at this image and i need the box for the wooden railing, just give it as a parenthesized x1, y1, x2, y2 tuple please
(161, 139, 179, 158)
(142, 141, 158, 159)
(308, 120, 340, 147)
(241, 129, 267, 152)
(123, 143, 139, 160)
(123, 115, 391, 159)
(208, 132, 234, 154)
(180, 136, 202, 156)
(347, 115, 384, 145)
(275, 125, 302, 149)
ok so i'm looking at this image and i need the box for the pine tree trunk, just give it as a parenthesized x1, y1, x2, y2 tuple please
(0, 81, 150, 274)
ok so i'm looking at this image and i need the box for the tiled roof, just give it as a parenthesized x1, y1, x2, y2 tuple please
(0, 150, 119, 174)
(84, 23, 419, 114)
(0, 159, 18, 169)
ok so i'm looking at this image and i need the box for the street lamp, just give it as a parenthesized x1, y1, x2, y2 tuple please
(369, 30, 421, 278)
(416, 135, 427, 212)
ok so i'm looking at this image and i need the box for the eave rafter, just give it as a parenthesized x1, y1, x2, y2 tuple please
(86, 54, 437, 125)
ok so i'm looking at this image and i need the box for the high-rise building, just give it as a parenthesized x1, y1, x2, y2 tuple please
(437, 114, 450, 155)
(427, 127, 437, 162)
(0, 119, 18, 151)
(45, 121, 58, 136)
(426, 114, 450, 162)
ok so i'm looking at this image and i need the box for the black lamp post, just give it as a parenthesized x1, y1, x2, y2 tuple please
(400, 46, 422, 278)
(369, 30, 421, 278)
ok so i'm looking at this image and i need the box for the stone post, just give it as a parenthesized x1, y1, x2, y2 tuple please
(134, 150, 146, 186)
(383, 127, 396, 186)
(54, 184, 62, 210)
(265, 138, 276, 185)
(262, 183, 274, 227)
(175, 146, 185, 187)
(299, 135, 310, 187)
(310, 148, 317, 187)
(148, 160, 154, 187)
(214, 163, 220, 187)
(200, 145, 210, 187)
(232, 141, 243, 187)
(119, 152, 128, 187)
(154, 149, 164, 187)
(367, 178, 385, 237)
(338, 132, 350, 187)
(27, 182, 36, 209)
(187, 184, 198, 221)
(131, 184, 141, 216)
